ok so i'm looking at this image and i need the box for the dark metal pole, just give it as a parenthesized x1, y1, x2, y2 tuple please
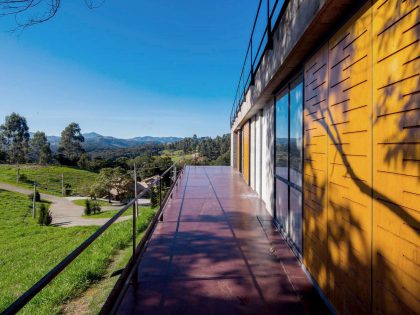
(134, 163, 138, 218)
(159, 176, 163, 221)
(250, 39, 255, 86)
(131, 202, 137, 284)
(131, 163, 138, 283)
(267, 0, 273, 49)
(32, 183, 36, 219)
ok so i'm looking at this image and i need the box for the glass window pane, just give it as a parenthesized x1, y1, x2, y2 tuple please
(275, 179, 289, 233)
(290, 80, 303, 187)
(290, 187, 302, 252)
(275, 93, 288, 179)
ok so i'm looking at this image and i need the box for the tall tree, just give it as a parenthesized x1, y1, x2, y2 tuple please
(30, 131, 52, 164)
(0, 113, 30, 164)
(57, 123, 85, 165)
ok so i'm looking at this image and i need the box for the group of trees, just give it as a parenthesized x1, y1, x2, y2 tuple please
(166, 134, 230, 165)
(0, 112, 230, 175)
(0, 113, 85, 166)
(88, 155, 173, 201)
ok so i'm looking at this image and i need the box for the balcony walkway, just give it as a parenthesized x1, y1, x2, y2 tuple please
(114, 166, 329, 314)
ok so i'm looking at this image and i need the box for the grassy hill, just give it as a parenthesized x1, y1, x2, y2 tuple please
(0, 189, 156, 314)
(0, 164, 98, 196)
(160, 149, 191, 162)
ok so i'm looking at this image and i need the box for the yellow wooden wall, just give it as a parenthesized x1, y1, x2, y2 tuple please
(303, 41, 329, 294)
(303, 1, 419, 314)
(243, 121, 250, 185)
(372, 0, 419, 314)
(236, 130, 242, 172)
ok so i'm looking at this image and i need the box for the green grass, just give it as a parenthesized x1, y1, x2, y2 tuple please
(0, 189, 156, 314)
(0, 164, 98, 196)
(160, 149, 192, 162)
(82, 207, 137, 219)
(72, 199, 114, 207)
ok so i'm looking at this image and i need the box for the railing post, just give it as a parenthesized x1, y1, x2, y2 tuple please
(134, 163, 138, 218)
(132, 201, 137, 284)
(159, 176, 163, 222)
(32, 183, 36, 219)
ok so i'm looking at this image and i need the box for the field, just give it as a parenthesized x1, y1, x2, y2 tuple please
(0, 189, 156, 314)
(160, 149, 192, 162)
(72, 199, 113, 207)
(81, 207, 137, 219)
(0, 164, 98, 196)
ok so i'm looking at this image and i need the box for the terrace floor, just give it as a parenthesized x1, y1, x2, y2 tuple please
(114, 166, 329, 314)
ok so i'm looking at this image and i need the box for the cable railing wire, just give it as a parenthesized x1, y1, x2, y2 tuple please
(230, 0, 289, 127)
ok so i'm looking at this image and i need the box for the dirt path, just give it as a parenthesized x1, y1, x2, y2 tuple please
(0, 182, 131, 227)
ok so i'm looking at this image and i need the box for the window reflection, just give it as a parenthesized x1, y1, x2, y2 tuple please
(274, 76, 303, 254)
(290, 81, 303, 187)
(275, 92, 288, 179)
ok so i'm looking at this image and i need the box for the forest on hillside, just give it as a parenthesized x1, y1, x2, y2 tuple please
(0, 113, 231, 172)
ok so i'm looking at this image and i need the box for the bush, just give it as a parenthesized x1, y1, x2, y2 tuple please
(92, 202, 101, 214)
(84, 199, 92, 216)
(64, 183, 72, 196)
(28, 191, 41, 202)
(84, 199, 101, 215)
(38, 204, 52, 226)
(150, 187, 158, 208)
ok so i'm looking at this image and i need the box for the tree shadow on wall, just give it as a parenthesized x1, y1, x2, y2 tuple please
(304, 1, 419, 314)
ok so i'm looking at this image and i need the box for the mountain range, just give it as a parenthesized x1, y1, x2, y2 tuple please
(37, 132, 182, 151)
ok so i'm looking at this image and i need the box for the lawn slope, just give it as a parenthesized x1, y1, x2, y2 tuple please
(0, 164, 98, 196)
(0, 189, 155, 314)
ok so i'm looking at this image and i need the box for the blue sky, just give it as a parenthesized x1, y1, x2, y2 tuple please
(0, 0, 257, 138)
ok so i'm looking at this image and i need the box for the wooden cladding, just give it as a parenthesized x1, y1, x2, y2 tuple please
(373, 0, 419, 314)
(236, 130, 242, 172)
(243, 120, 251, 185)
(303, 1, 419, 314)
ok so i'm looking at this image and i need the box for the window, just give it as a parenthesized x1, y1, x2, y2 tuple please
(274, 75, 303, 253)
(275, 91, 289, 230)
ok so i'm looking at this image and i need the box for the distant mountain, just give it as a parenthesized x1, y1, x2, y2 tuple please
(30, 132, 182, 152)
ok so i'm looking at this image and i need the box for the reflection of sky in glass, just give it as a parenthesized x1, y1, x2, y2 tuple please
(290, 82, 303, 142)
(276, 94, 288, 138)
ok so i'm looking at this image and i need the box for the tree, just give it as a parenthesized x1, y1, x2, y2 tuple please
(96, 168, 114, 201)
(77, 153, 90, 169)
(0, 133, 6, 163)
(93, 167, 133, 202)
(0, 113, 30, 164)
(0, 0, 105, 30)
(30, 131, 52, 164)
(84, 199, 92, 216)
(57, 123, 85, 165)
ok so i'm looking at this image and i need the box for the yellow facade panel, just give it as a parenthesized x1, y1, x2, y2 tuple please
(242, 120, 250, 185)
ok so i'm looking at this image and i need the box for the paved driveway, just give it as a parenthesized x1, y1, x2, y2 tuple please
(0, 182, 131, 227)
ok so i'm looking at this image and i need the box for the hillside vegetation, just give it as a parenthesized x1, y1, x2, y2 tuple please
(0, 189, 156, 314)
(0, 164, 98, 196)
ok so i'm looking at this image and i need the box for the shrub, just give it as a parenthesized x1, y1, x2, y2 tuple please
(38, 204, 52, 226)
(150, 187, 158, 208)
(84, 199, 92, 216)
(64, 183, 72, 196)
(28, 191, 41, 202)
(92, 202, 101, 214)
(44, 209, 52, 226)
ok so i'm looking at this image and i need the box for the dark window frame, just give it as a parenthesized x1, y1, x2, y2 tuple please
(273, 72, 304, 257)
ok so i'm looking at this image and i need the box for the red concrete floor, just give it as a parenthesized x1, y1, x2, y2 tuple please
(114, 166, 330, 315)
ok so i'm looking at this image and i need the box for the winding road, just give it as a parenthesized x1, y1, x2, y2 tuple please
(0, 182, 131, 227)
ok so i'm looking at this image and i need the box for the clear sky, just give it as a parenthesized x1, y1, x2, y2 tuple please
(0, 0, 257, 138)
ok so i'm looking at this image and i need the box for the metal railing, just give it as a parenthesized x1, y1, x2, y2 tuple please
(1, 162, 184, 315)
(230, 0, 289, 126)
